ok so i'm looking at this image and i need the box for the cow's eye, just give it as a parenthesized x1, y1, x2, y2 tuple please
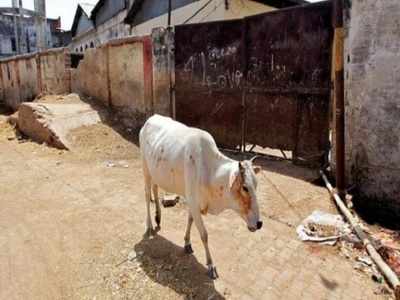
(243, 186, 249, 193)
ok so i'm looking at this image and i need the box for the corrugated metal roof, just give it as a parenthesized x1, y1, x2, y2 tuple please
(71, 3, 95, 36)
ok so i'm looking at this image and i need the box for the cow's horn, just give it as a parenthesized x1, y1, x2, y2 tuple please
(250, 155, 260, 163)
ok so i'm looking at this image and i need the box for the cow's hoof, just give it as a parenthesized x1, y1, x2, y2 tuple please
(184, 244, 193, 254)
(207, 265, 219, 280)
(144, 228, 155, 238)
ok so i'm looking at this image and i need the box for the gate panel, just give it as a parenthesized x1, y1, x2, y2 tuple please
(245, 2, 333, 161)
(174, 2, 333, 163)
(175, 20, 244, 148)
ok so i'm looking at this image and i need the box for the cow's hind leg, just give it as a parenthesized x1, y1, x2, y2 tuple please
(144, 173, 154, 237)
(192, 211, 218, 279)
(184, 212, 194, 254)
(153, 184, 161, 229)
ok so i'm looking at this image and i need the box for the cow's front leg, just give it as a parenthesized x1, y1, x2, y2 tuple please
(184, 212, 194, 254)
(192, 211, 219, 279)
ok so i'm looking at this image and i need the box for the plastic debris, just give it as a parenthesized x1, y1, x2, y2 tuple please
(357, 256, 373, 266)
(296, 210, 351, 245)
(106, 161, 116, 168)
(105, 160, 129, 168)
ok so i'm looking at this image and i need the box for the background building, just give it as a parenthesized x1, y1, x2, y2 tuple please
(0, 6, 71, 58)
(71, 0, 306, 53)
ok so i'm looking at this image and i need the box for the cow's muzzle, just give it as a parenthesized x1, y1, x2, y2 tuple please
(248, 221, 263, 232)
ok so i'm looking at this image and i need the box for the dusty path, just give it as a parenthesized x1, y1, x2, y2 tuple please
(0, 115, 390, 299)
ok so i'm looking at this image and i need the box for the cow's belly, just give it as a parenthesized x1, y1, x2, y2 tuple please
(146, 155, 186, 196)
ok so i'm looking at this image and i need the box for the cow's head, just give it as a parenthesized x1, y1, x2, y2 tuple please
(229, 159, 262, 232)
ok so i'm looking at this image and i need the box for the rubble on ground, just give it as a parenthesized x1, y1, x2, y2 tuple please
(15, 94, 106, 150)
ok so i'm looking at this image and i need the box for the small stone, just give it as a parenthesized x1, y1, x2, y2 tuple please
(128, 251, 136, 261)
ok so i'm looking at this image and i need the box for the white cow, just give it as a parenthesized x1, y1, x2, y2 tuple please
(139, 114, 263, 279)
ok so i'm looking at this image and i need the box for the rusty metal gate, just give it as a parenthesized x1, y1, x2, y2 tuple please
(175, 1, 333, 165)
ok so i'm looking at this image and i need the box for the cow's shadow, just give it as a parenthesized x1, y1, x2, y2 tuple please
(134, 235, 225, 299)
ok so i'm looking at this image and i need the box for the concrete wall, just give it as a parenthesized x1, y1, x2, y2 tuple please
(71, 46, 109, 106)
(0, 59, 20, 109)
(0, 31, 171, 127)
(40, 49, 71, 94)
(0, 48, 71, 110)
(18, 56, 38, 102)
(71, 35, 167, 129)
(345, 0, 400, 219)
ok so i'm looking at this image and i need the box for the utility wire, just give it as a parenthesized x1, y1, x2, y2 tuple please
(183, 0, 215, 24)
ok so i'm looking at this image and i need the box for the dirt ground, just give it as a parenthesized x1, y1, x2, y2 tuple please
(0, 101, 395, 300)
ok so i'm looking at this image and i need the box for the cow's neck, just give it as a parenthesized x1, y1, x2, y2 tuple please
(203, 155, 238, 214)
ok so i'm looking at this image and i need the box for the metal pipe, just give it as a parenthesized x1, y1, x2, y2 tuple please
(320, 171, 400, 298)
(333, 0, 346, 198)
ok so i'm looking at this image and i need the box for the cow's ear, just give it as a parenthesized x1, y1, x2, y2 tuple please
(253, 166, 261, 174)
(230, 168, 242, 191)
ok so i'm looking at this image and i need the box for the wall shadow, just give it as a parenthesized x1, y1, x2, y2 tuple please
(0, 103, 13, 116)
(352, 193, 400, 230)
(76, 96, 141, 146)
(134, 235, 225, 299)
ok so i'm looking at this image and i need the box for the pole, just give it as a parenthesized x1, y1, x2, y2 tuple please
(168, 0, 172, 27)
(12, 0, 20, 54)
(18, 0, 24, 52)
(34, 0, 47, 52)
(333, 0, 345, 198)
(167, 0, 174, 118)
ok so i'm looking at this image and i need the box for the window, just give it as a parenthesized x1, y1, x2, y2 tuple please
(11, 38, 16, 52)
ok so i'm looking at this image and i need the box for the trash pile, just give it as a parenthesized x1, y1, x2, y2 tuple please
(296, 210, 392, 294)
(296, 210, 354, 246)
